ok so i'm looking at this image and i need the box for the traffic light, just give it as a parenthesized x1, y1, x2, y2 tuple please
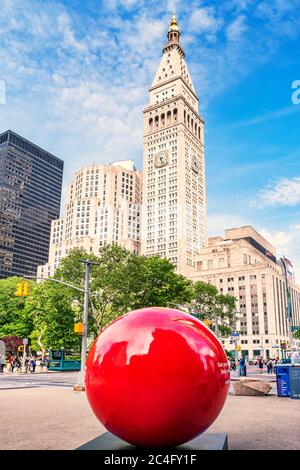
(18, 345, 24, 352)
(74, 323, 84, 335)
(23, 282, 29, 296)
(203, 320, 212, 327)
(15, 281, 30, 297)
(236, 345, 241, 352)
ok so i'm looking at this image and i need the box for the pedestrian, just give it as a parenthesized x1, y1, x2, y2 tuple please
(267, 359, 272, 374)
(8, 355, 14, 373)
(258, 357, 264, 374)
(13, 357, 19, 372)
(0, 356, 5, 373)
(25, 357, 30, 373)
(30, 357, 36, 373)
(239, 357, 246, 376)
(271, 358, 276, 373)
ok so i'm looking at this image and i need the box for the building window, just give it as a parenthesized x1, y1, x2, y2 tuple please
(207, 260, 213, 270)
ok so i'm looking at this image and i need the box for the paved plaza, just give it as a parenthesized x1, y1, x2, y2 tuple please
(0, 369, 299, 450)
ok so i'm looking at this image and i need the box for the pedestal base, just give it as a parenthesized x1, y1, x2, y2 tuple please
(77, 431, 228, 450)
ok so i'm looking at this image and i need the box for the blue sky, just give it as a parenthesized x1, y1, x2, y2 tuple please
(0, 0, 300, 278)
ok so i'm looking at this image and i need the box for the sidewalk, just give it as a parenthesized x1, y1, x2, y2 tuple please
(0, 386, 299, 450)
(1, 370, 57, 376)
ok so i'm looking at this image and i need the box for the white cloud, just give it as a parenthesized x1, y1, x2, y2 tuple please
(188, 7, 223, 35)
(256, 177, 300, 207)
(234, 105, 300, 127)
(226, 14, 247, 41)
(259, 225, 300, 282)
(0, 0, 300, 185)
(207, 213, 250, 237)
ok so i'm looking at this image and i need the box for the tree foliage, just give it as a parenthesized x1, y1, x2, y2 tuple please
(0, 277, 34, 338)
(23, 281, 81, 351)
(0, 245, 238, 350)
(192, 281, 236, 336)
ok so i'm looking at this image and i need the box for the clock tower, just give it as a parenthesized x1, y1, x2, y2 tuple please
(141, 13, 207, 274)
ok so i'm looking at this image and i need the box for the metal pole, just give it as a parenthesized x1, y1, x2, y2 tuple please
(75, 260, 90, 391)
(281, 257, 294, 362)
(215, 313, 219, 338)
(22, 343, 26, 373)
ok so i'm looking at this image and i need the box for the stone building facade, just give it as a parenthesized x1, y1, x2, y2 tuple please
(188, 226, 300, 359)
(37, 160, 142, 278)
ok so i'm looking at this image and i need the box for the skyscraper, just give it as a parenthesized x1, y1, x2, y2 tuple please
(37, 160, 142, 278)
(141, 14, 207, 275)
(0, 130, 63, 279)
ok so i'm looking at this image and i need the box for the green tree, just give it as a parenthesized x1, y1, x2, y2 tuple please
(294, 329, 300, 340)
(0, 277, 34, 338)
(134, 255, 193, 309)
(192, 281, 236, 336)
(54, 245, 193, 333)
(23, 281, 80, 351)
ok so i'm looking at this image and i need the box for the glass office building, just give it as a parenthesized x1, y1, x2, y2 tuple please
(0, 130, 64, 279)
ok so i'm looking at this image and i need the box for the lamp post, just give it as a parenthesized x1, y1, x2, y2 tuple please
(280, 257, 294, 362)
(22, 261, 100, 391)
(74, 259, 100, 391)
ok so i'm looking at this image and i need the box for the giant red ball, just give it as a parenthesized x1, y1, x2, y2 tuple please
(85, 307, 230, 447)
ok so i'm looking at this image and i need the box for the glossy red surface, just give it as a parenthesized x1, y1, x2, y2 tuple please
(85, 307, 230, 447)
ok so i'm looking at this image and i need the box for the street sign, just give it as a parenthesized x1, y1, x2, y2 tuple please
(231, 332, 240, 337)
(23, 338, 28, 345)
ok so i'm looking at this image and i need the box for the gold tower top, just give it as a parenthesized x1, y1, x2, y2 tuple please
(168, 13, 180, 33)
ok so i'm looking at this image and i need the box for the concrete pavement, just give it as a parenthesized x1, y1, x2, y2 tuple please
(0, 371, 77, 390)
(0, 382, 299, 450)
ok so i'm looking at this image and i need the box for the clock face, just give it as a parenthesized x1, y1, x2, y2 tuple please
(192, 155, 200, 173)
(154, 150, 169, 168)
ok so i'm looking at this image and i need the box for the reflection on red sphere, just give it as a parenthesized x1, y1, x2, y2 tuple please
(85, 307, 230, 447)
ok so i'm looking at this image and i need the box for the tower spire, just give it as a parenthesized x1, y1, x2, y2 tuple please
(167, 11, 180, 44)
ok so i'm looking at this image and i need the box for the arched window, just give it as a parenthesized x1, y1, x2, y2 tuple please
(167, 111, 171, 125)
(155, 115, 159, 128)
(187, 114, 190, 127)
(198, 126, 201, 140)
(173, 108, 177, 122)
(184, 110, 186, 124)
(161, 113, 165, 126)
(191, 118, 194, 131)
(149, 118, 153, 132)
(195, 123, 197, 135)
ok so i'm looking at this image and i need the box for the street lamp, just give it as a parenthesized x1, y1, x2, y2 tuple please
(74, 259, 100, 391)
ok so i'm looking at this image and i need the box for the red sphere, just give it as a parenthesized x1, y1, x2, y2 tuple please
(85, 307, 230, 447)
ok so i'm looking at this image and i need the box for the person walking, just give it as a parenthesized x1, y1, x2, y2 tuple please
(30, 357, 36, 373)
(239, 357, 246, 376)
(267, 359, 272, 374)
(25, 357, 30, 373)
(258, 357, 264, 374)
(0, 356, 5, 373)
(8, 355, 14, 373)
(271, 358, 276, 374)
(14, 357, 21, 372)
